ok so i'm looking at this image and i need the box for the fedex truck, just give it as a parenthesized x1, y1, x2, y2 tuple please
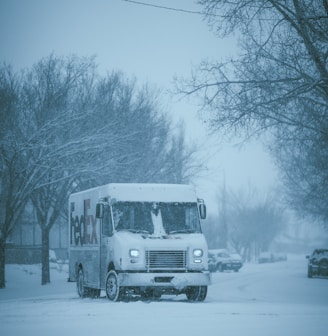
(68, 183, 210, 301)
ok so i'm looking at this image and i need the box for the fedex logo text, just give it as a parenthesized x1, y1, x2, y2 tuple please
(70, 199, 98, 246)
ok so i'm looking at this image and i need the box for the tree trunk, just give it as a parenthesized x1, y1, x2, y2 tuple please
(41, 228, 50, 285)
(0, 238, 6, 288)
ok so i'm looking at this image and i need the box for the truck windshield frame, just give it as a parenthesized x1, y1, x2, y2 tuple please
(112, 201, 202, 235)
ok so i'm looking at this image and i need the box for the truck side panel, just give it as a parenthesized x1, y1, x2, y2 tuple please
(69, 195, 101, 288)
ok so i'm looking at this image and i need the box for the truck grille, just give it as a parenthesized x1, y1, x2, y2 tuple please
(146, 250, 187, 271)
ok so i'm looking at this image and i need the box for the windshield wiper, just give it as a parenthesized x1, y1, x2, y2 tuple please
(124, 228, 150, 234)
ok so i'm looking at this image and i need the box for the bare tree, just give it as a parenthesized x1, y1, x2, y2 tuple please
(91, 74, 202, 185)
(0, 65, 44, 288)
(161, 122, 204, 184)
(203, 184, 284, 258)
(178, 0, 328, 224)
(226, 187, 284, 261)
(0, 56, 126, 286)
(272, 122, 328, 223)
(1, 54, 205, 287)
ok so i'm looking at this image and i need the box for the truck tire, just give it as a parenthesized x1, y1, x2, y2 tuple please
(105, 270, 122, 301)
(186, 286, 207, 302)
(77, 268, 89, 298)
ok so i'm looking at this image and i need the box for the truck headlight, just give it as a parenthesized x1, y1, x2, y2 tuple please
(193, 249, 203, 257)
(129, 249, 140, 258)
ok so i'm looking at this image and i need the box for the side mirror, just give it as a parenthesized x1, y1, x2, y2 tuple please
(96, 203, 104, 219)
(199, 203, 207, 220)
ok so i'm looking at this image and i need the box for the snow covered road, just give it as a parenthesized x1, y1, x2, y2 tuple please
(1, 255, 327, 336)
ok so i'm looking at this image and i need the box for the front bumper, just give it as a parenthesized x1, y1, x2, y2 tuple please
(117, 271, 211, 290)
(224, 262, 242, 270)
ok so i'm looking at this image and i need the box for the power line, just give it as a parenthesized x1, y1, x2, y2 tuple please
(120, 0, 277, 20)
(120, 0, 328, 21)
(121, 0, 204, 16)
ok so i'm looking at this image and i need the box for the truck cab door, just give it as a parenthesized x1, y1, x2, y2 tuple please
(100, 205, 113, 288)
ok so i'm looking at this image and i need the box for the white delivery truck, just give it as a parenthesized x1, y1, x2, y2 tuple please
(68, 183, 210, 301)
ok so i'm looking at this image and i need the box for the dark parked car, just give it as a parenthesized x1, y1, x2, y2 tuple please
(208, 249, 243, 272)
(306, 248, 328, 278)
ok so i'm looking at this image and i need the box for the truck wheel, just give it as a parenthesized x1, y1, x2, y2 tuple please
(77, 268, 88, 298)
(105, 270, 121, 301)
(307, 266, 313, 278)
(186, 286, 207, 302)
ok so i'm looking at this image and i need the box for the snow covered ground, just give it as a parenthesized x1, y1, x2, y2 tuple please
(1, 254, 328, 336)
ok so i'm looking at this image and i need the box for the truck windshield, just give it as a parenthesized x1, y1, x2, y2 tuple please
(112, 202, 201, 235)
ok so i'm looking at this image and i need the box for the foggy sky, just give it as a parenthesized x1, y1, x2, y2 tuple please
(0, 0, 278, 213)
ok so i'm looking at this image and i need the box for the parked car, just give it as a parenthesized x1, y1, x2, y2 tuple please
(49, 249, 68, 272)
(208, 249, 243, 272)
(272, 252, 288, 262)
(306, 248, 328, 278)
(258, 252, 273, 263)
(258, 252, 287, 263)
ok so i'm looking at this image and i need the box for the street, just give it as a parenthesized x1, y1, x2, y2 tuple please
(1, 254, 327, 336)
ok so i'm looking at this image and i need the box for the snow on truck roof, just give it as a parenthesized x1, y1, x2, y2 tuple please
(70, 183, 200, 203)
